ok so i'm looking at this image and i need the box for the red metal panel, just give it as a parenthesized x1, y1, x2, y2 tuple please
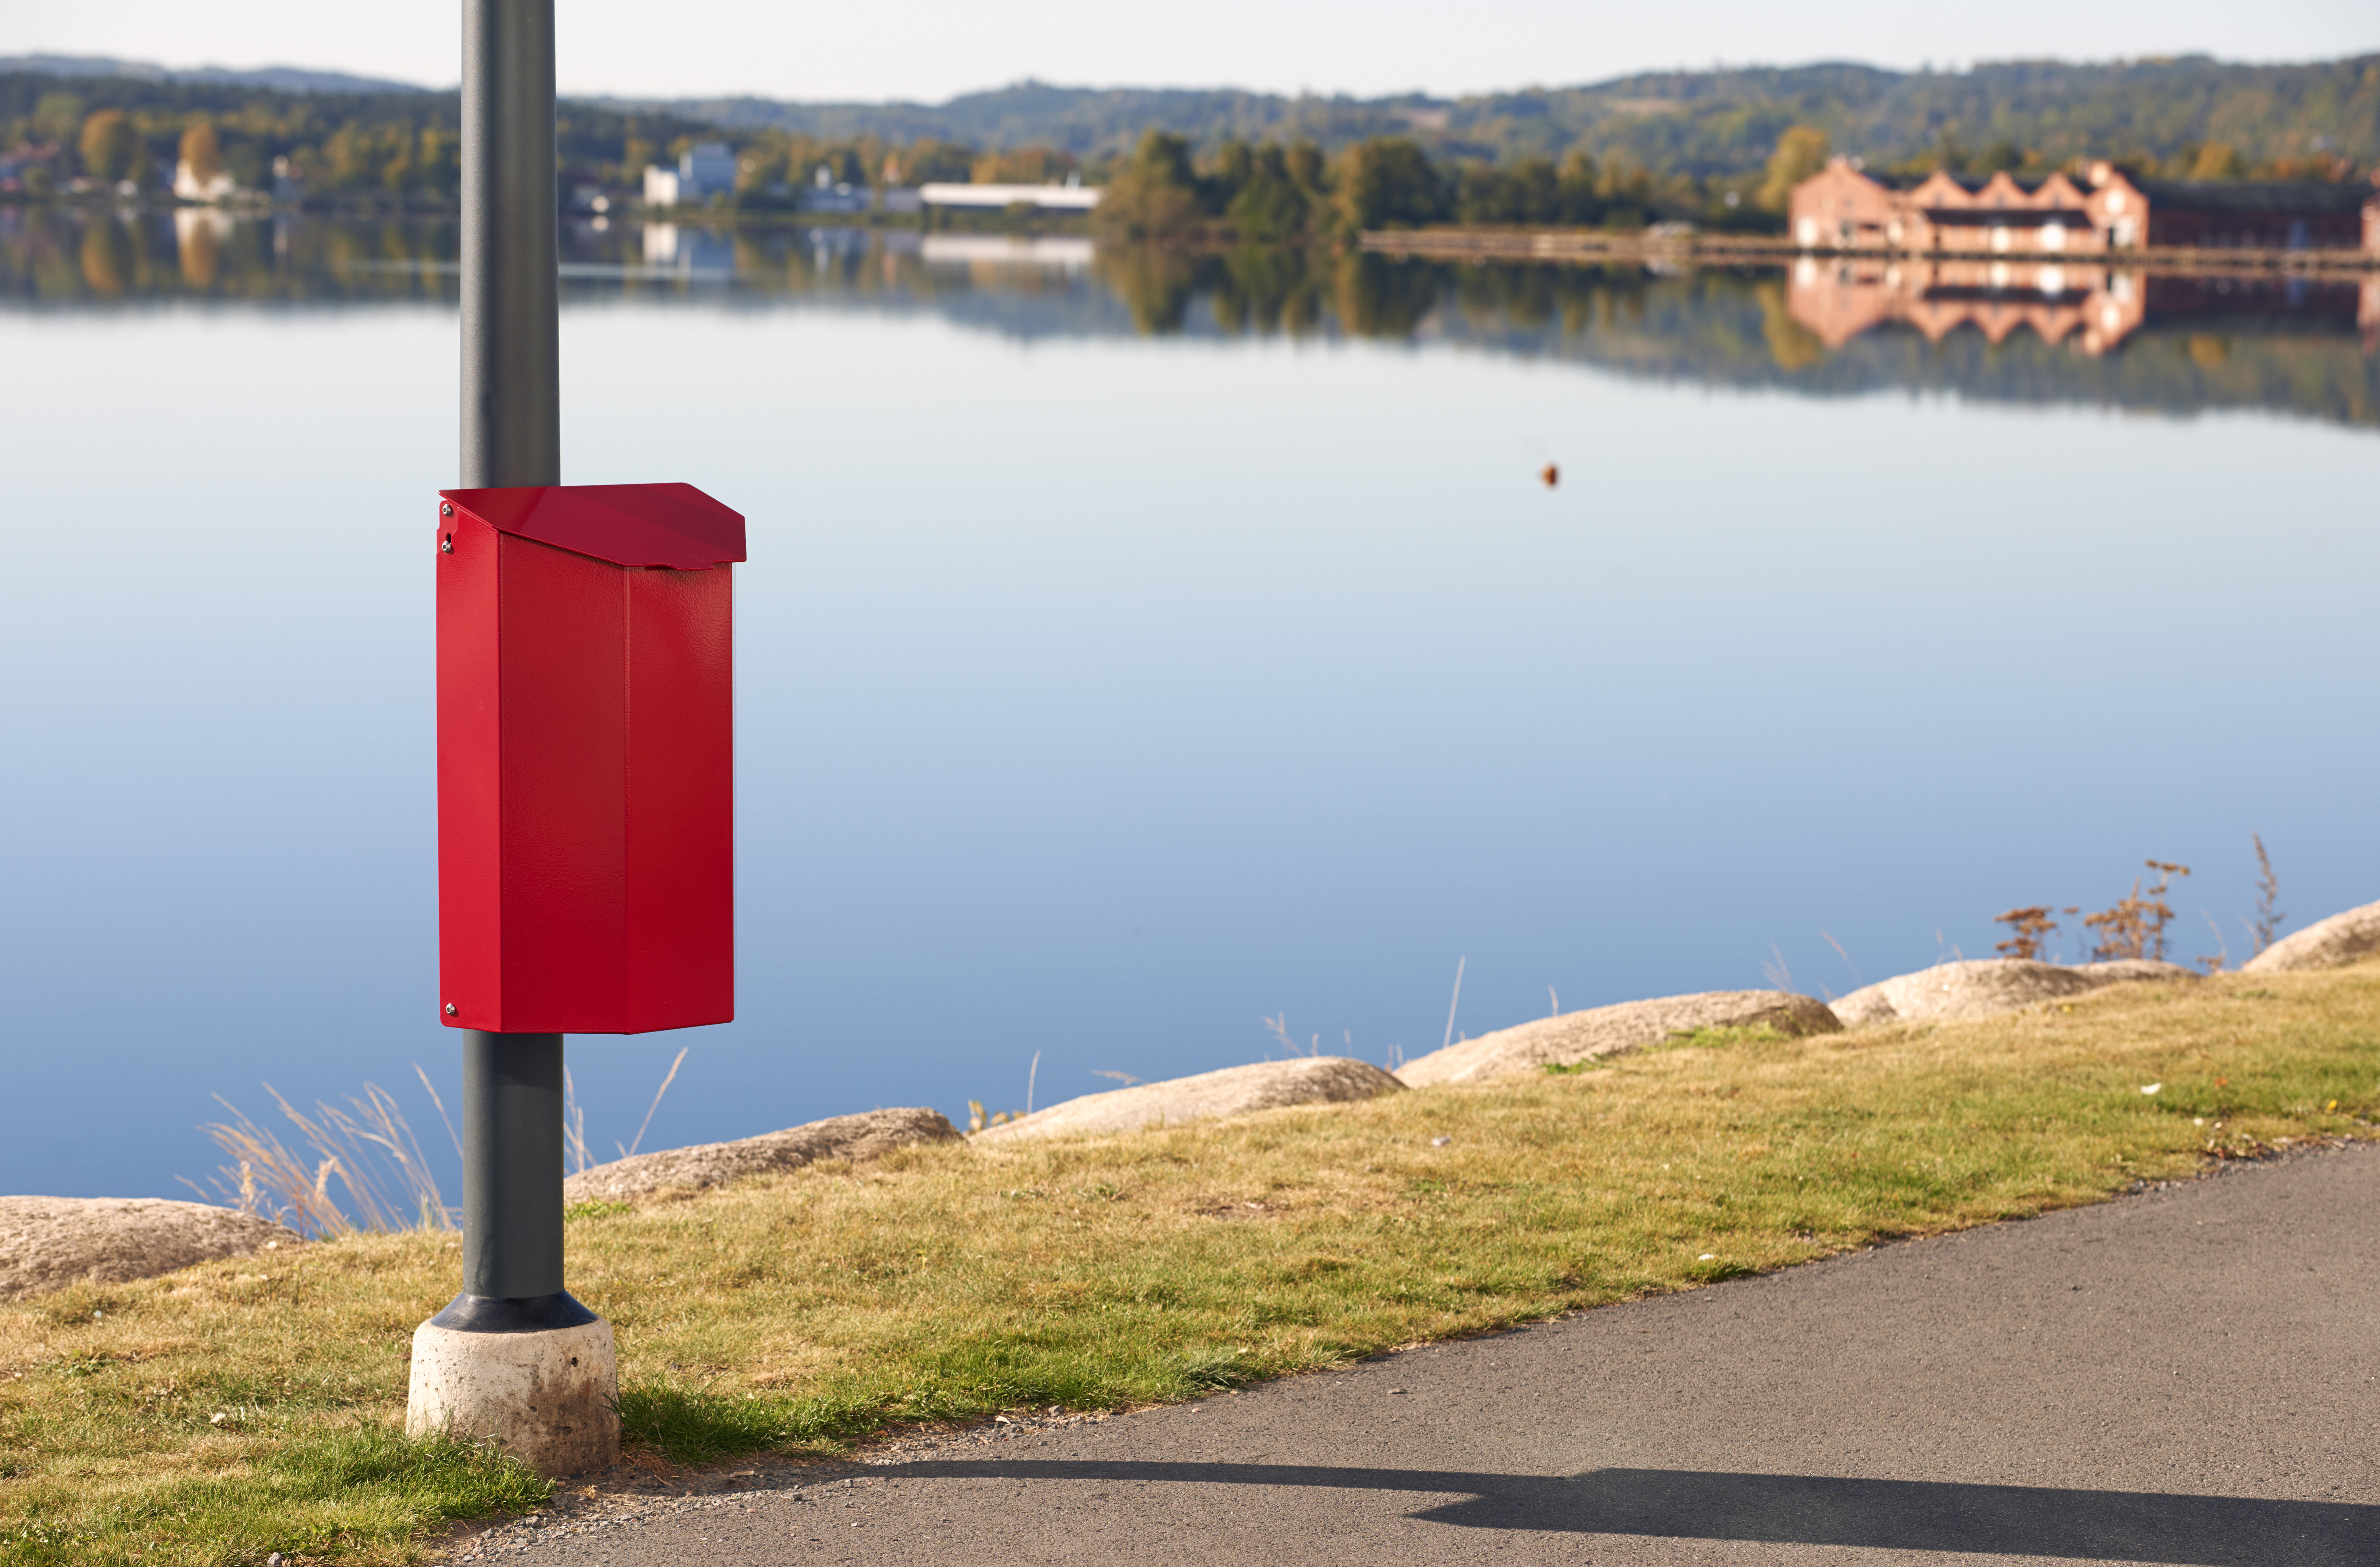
(436, 483, 738, 1035)
(436, 507, 504, 1030)
(624, 567, 735, 1031)
(496, 533, 629, 1029)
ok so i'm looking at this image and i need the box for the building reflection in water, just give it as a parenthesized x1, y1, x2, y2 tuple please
(1788, 254, 2380, 355)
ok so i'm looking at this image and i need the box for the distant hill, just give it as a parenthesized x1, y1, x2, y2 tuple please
(596, 56, 2380, 174)
(0, 53, 431, 96)
(586, 81, 1434, 157)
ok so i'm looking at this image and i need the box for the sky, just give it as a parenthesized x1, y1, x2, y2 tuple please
(11, 0, 2379, 103)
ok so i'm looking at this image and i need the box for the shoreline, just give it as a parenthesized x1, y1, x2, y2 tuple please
(1361, 224, 2380, 274)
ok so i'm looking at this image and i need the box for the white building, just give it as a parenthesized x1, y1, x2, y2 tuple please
(918, 180, 1102, 212)
(173, 158, 237, 203)
(643, 142, 737, 206)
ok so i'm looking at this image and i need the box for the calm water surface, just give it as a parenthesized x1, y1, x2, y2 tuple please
(3, 212, 2374, 1206)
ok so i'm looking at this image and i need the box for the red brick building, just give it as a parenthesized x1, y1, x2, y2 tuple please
(1789, 157, 2380, 254)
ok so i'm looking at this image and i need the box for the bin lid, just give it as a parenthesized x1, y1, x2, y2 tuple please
(439, 483, 745, 571)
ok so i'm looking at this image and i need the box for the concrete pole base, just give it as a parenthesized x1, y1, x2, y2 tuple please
(405, 1294, 619, 1476)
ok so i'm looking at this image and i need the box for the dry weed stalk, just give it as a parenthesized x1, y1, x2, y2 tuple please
(191, 1084, 453, 1237)
(2083, 860, 2190, 962)
(2249, 833, 2286, 956)
(1262, 1012, 1323, 1058)
(563, 1068, 592, 1176)
(1993, 907, 2060, 961)
(618, 1046, 689, 1161)
(2197, 911, 2230, 975)
(1820, 931, 1860, 986)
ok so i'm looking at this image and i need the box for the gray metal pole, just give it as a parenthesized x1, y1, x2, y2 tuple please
(460, 1032, 566, 1298)
(462, 0, 558, 490)
(453, 0, 571, 1320)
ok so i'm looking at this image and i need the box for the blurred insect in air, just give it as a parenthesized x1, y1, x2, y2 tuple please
(1539, 463, 1559, 488)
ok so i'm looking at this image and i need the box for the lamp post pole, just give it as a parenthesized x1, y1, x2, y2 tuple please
(458, 0, 565, 1313)
(461, 0, 558, 493)
(404, 0, 620, 1476)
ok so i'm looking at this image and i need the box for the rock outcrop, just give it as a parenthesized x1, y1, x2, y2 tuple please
(2240, 900, 2380, 975)
(1394, 991, 1841, 1087)
(562, 1107, 961, 1203)
(0, 1197, 299, 1301)
(974, 1058, 1404, 1143)
(1830, 958, 2197, 1026)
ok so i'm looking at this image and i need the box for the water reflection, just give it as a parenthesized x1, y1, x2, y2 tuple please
(1787, 254, 2379, 357)
(4, 207, 2376, 427)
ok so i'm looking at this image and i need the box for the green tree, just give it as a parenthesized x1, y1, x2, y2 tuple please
(419, 127, 458, 195)
(34, 93, 86, 148)
(1972, 138, 2024, 174)
(81, 109, 140, 183)
(897, 138, 979, 184)
(1455, 154, 1564, 224)
(2189, 141, 2246, 179)
(1333, 137, 1447, 232)
(382, 132, 416, 194)
(1757, 125, 1828, 213)
(1223, 143, 1310, 241)
(972, 145, 1076, 184)
(1207, 139, 1255, 197)
(322, 122, 375, 189)
(1597, 161, 1656, 228)
(1284, 141, 1326, 191)
(1094, 130, 1204, 239)
(1555, 150, 1603, 224)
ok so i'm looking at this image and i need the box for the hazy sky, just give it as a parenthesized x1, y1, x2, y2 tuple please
(13, 0, 2377, 102)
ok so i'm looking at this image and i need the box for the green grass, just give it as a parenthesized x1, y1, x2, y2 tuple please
(4, 964, 2377, 1563)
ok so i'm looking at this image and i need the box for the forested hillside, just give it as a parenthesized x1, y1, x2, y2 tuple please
(618, 55, 2380, 177)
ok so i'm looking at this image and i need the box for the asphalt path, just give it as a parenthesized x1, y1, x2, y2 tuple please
(485, 1145, 2378, 1566)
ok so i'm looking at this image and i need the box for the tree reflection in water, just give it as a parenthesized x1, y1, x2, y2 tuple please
(3, 209, 2372, 426)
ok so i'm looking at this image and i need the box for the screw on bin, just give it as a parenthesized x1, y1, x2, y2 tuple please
(441, 534, 454, 553)
(445, 1003, 459, 1016)
(441, 502, 455, 517)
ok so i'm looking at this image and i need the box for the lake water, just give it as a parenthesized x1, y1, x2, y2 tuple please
(4, 208, 2375, 1210)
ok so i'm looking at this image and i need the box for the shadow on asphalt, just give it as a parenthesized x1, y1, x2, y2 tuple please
(878, 1459, 2374, 1563)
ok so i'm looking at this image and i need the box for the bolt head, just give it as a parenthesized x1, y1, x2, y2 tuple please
(443, 1003, 458, 1016)
(440, 502, 454, 517)
(440, 536, 453, 553)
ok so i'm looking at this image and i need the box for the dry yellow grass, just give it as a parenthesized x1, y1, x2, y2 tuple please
(4, 965, 2376, 1564)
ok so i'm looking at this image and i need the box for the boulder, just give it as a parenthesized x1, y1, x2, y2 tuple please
(1831, 958, 2197, 1027)
(1394, 991, 1840, 1088)
(2241, 900, 2380, 975)
(974, 1058, 1404, 1143)
(562, 1107, 961, 1203)
(0, 1197, 299, 1301)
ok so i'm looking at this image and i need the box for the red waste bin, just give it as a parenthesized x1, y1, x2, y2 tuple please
(435, 482, 743, 1034)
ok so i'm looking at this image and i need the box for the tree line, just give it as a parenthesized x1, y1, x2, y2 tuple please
(514, 55, 2380, 181)
(8, 64, 2370, 230)
(1091, 130, 1776, 241)
(0, 72, 721, 204)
